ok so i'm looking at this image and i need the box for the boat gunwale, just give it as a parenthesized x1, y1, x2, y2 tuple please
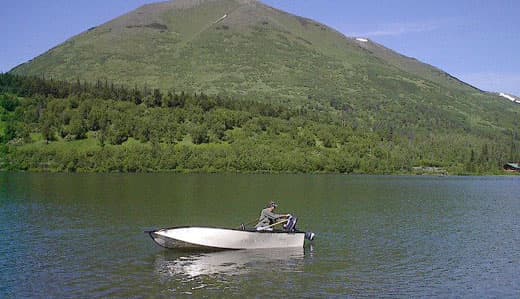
(145, 225, 307, 235)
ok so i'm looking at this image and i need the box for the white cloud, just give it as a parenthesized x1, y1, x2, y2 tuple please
(459, 72, 520, 96)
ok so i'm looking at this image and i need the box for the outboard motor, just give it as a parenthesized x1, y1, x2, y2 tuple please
(284, 215, 298, 232)
(284, 215, 315, 241)
(305, 231, 316, 241)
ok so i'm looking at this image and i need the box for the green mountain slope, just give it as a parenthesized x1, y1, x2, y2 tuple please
(4, 0, 520, 174)
(10, 0, 481, 104)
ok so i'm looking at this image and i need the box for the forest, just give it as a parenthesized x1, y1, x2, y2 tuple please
(1, 73, 518, 174)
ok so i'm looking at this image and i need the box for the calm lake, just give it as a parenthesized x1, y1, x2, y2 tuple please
(1, 173, 519, 297)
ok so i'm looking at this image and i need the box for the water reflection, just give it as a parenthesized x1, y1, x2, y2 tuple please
(5, 173, 519, 297)
(154, 247, 306, 278)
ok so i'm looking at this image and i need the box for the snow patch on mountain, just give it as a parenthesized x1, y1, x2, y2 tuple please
(499, 93, 520, 104)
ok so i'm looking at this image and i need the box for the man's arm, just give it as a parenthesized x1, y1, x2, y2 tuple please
(266, 211, 290, 221)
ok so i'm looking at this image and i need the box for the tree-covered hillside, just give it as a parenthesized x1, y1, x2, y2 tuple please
(1, 74, 518, 174)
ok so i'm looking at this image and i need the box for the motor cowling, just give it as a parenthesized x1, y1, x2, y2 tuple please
(284, 215, 298, 232)
(305, 232, 316, 241)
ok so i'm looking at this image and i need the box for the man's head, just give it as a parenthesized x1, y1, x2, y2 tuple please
(267, 201, 278, 211)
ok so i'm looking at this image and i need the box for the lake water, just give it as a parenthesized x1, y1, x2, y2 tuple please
(1, 173, 519, 298)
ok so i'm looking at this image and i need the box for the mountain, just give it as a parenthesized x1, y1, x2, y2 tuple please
(3, 0, 520, 174)
(11, 0, 481, 105)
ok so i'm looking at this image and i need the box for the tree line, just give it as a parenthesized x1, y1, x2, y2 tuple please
(1, 73, 518, 174)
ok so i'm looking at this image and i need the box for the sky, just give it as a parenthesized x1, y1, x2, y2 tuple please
(1, 0, 519, 96)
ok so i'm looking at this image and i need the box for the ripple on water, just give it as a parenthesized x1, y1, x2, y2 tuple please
(1, 174, 519, 297)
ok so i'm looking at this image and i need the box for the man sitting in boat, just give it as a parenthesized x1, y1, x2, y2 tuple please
(255, 201, 291, 231)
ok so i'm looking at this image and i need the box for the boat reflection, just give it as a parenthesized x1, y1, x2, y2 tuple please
(154, 247, 307, 278)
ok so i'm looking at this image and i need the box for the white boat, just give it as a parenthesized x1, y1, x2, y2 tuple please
(147, 226, 315, 250)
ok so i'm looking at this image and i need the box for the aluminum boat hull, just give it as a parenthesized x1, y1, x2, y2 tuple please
(148, 226, 306, 250)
